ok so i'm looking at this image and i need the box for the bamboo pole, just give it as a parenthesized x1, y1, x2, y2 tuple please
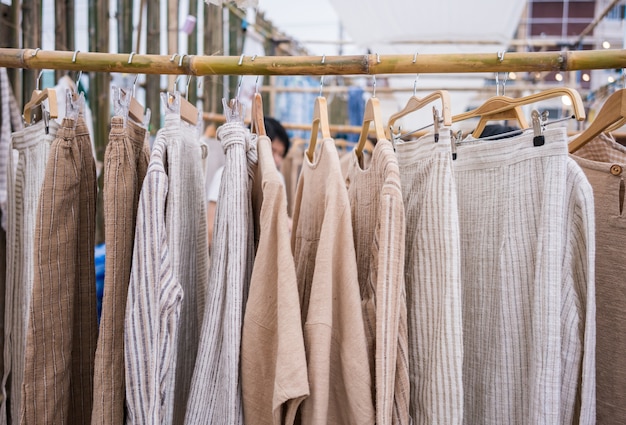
(2, 48, 626, 76)
(9, 1, 21, 106)
(203, 3, 223, 114)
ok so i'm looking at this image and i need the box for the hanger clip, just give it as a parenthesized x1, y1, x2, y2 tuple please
(531, 109, 548, 147)
(451, 129, 462, 160)
(433, 107, 441, 143)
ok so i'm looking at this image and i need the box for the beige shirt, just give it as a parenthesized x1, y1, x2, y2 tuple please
(345, 140, 411, 425)
(571, 133, 626, 424)
(241, 135, 310, 425)
(291, 138, 375, 425)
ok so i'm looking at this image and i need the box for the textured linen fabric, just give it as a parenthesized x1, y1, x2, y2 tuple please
(124, 137, 183, 425)
(395, 129, 464, 425)
(291, 138, 375, 425)
(344, 139, 410, 425)
(185, 121, 256, 425)
(0, 67, 24, 231)
(279, 138, 305, 217)
(21, 116, 98, 425)
(241, 135, 309, 425)
(91, 117, 149, 425)
(571, 133, 626, 424)
(453, 126, 596, 425)
(2, 120, 58, 424)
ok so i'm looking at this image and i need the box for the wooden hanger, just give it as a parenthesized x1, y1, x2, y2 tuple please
(180, 96, 198, 126)
(23, 88, 59, 124)
(452, 87, 586, 138)
(386, 90, 452, 139)
(250, 92, 266, 136)
(355, 96, 386, 159)
(306, 96, 331, 162)
(569, 88, 626, 153)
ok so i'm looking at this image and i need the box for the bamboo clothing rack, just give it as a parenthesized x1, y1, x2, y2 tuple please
(1, 48, 626, 75)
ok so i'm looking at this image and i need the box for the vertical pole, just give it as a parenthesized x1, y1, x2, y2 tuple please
(118, 0, 133, 53)
(9, 0, 21, 106)
(203, 3, 223, 114)
(55, 0, 67, 81)
(167, 0, 178, 95)
(188, 0, 198, 105)
(146, 0, 161, 135)
(89, 0, 110, 244)
(22, 0, 42, 102)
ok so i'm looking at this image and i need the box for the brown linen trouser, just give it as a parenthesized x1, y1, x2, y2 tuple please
(91, 117, 148, 425)
(21, 115, 97, 425)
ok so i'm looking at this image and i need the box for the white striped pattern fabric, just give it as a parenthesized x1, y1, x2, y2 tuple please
(125, 136, 184, 425)
(185, 121, 254, 425)
(0, 67, 23, 232)
(395, 128, 464, 425)
(345, 139, 411, 425)
(162, 115, 210, 425)
(453, 127, 596, 424)
(2, 120, 57, 424)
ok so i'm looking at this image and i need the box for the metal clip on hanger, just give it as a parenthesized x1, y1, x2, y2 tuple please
(354, 62, 386, 160)
(306, 55, 331, 162)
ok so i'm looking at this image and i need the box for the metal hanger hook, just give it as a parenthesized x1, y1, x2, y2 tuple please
(373, 75, 377, 98)
(413, 74, 420, 97)
(75, 70, 83, 88)
(128, 52, 136, 64)
(132, 74, 139, 97)
(255, 75, 260, 94)
(31, 48, 41, 58)
(72, 50, 80, 63)
(36, 69, 44, 90)
(238, 54, 245, 66)
(173, 75, 182, 93)
(497, 50, 506, 62)
(178, 54, 187, 67)
(186, 75, 193, 100)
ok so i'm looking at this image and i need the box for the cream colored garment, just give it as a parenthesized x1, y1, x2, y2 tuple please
(241, 135, 309, 425)
(571, 133, 626, 424)
(345, 139, 410, 425)
(291, 138, 375, 425)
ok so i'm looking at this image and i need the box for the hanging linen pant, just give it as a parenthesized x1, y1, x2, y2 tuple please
(454, 127, 595, 424)
(91, 117, 149, 425)
(344, 139, 410, 425)
(571, 134, 626, 424)
(290, 138, 375, 425)
(2, 120, 58, 424)
(185, 121, 255, 425)
(240, 135, 309, 425)
(125, 137, 184, 425)
(395, 129, 464, 425)
(21, 115, 98, 424)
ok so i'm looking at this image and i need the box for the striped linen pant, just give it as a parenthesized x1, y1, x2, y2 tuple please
(395, 128, 464, 425)
(185, 121, 255, 425)
(2, 120, 58, 424)
(453, 127, 596, 424)
(91, 117, 149, 425)
(125, 137, 184, 425)
(21, 116, 98, 425)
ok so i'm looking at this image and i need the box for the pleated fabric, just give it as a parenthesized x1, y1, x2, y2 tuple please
(344, 139, 410, 425)
(240, 135, 309, 425)
(453, 127, 596, 425)
(21, 115, 98, 424)
(395, 129, 464, 425)
(2, 119, 57, 424)
(291, 138, 375, 425)
(571, 133, 625, 424)
(185, 121, 256, 425)
(125, 135, 183, 425)
(91, 117, 149, 425)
